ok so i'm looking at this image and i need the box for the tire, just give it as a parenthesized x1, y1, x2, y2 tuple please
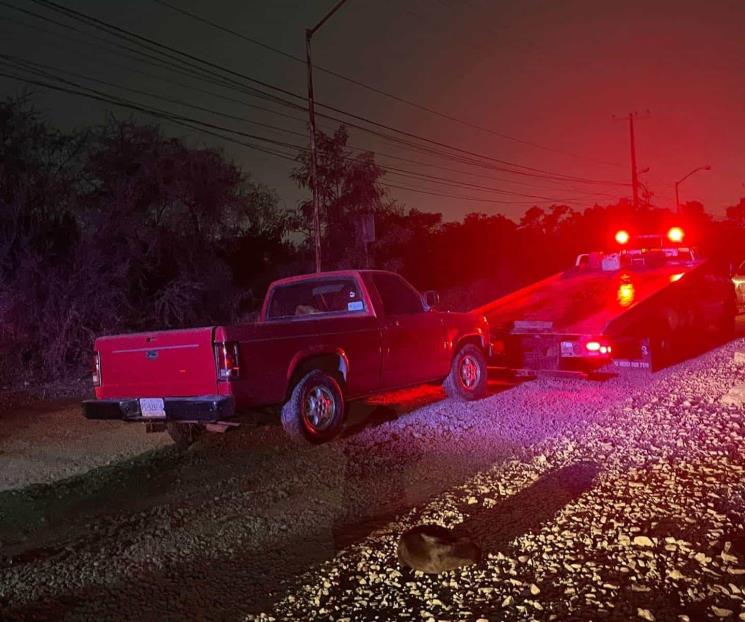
(443, 343, 488, 401)
(167, 422, 204, 450)
(649, 320, 674, 371)
(719, 300, 737, 341)
(281, 370, 345, 444)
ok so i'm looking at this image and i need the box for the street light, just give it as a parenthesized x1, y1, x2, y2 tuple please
(675, 165, 711, 213)
(306, 0, 350, 272)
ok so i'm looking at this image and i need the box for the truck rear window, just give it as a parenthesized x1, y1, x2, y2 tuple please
(266, 278, 367, 320)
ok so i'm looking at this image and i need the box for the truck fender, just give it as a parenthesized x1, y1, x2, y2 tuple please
(286, 348, 350, 400)
(452, 333, 488, 359)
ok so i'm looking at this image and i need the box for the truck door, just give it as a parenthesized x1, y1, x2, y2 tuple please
(369, 272, 447, 388)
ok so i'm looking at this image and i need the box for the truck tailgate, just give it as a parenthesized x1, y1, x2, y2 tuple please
(96, 327, 218, 399)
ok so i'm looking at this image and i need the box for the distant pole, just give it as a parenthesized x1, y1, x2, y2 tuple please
(628, 113, 639, 210)
(674, 165, 711, 214)
(306, 0, 350, 273)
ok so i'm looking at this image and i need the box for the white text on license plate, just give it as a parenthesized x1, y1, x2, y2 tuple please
(139, 398, 166, 418)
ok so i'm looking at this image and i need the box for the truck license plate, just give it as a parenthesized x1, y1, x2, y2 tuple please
(139, 398, 166, 418)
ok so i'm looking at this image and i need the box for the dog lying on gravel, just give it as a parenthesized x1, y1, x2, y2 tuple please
(397, 524, 481, 573)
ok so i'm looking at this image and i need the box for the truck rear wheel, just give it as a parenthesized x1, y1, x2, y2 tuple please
(649, 318, 675, 371)
(719, 299, 737, 340)
(444, 344, 488, 401)
(281, 370, 345, 444)
(167, 422, 204, 450)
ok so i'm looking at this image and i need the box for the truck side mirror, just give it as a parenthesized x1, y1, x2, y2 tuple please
(423, 290, 440, 309)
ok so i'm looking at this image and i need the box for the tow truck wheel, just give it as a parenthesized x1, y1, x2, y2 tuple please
(167, 422, 204, 450)
(444, 344, 488, 401)
(649, 320, 674, 371)
(719, 300, 737, 340)
(281, 370, 345, 444)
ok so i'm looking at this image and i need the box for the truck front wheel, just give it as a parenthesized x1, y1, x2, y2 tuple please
(281, 370, 345, 444)
(444, 344, 488, 401)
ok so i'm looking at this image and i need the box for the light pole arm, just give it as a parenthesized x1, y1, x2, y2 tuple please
(676, 165, 711, 186)
(674, 165, 710, 213)
(309, 0, 350, 37)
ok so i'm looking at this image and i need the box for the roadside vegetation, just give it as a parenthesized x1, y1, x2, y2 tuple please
(1, 95, 744, 383)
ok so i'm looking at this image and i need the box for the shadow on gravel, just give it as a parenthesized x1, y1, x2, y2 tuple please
(0, 444, 183, 556)
(461, 461, 601, 554)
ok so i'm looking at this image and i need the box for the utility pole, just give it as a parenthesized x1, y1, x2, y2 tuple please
(628, 113, 639, 211)
(306, 0, 350, 273)
(613, 111, 649, 210)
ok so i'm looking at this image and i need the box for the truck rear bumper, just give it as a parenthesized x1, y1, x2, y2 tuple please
(82, 395, 235, 422)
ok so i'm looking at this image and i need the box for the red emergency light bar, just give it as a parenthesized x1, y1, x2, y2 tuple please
(667, 226, 685, 243)
(614, 228, 685, 247)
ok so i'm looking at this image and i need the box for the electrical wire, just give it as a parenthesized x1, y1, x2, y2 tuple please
(0, 66, 600, 208)
(23, 0, 631, 187)
(150, 0, 624, 169)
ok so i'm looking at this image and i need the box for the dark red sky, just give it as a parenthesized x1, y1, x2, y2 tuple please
(1, 0, 743, 221)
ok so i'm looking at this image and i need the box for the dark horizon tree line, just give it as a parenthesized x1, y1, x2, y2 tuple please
(1, 95, 743, 381)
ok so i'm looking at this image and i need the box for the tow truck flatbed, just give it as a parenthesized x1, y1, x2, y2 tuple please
(476, 237, 735, 373)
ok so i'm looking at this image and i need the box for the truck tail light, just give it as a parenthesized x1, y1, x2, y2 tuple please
(215, 341, 240, 381)
(92, 351, 101, 387)
(585, 340, 612, 356)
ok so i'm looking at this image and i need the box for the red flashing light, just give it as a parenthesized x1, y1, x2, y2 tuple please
(585, 341, 601, 352)
(615, 230, 630, 245)
(667, 227, 684, 243)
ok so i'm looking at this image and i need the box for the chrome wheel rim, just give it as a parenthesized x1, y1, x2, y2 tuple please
(302, 385, 336, 432)
(459, 354, 481, 390)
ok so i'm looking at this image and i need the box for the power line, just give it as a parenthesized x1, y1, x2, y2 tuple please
(0, 66, 600, 208)
(0, 59, 598, 204)
(24, 0, 630, 187)
(0, 12, 623, 200)
(150, 0, 623, 169)
(3, 1, 628, 192)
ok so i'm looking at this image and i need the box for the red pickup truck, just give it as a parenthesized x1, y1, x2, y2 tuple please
(83, 270, 490, 446)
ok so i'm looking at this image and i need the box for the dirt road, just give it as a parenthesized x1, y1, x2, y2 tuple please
(1, 329, 744, 621)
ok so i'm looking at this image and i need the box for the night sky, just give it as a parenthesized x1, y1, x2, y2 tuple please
(1, 0, 743, 221)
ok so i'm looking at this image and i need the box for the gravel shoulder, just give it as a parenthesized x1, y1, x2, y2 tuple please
(248, 338, 745, 622)
(0, 329, 743, 621)
(0, 400, 170, 492)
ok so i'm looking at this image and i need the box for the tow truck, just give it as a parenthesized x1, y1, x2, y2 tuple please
(478, 227, 737, 374)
